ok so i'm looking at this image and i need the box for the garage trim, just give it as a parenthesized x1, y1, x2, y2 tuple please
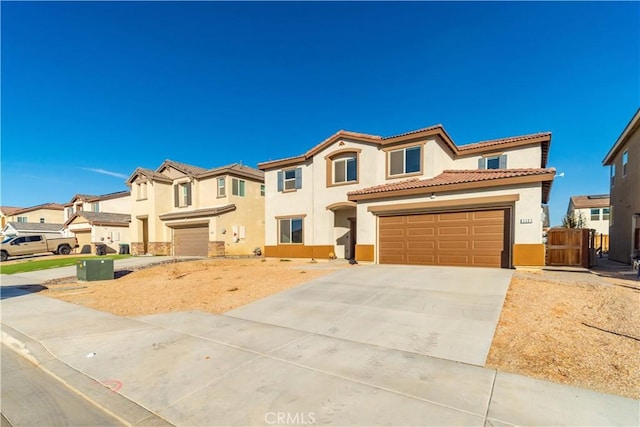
(368, 194, 519, 215)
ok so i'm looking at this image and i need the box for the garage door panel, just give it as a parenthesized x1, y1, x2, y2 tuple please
(174, 226, 208, 257)
(378, 208, 509, 268)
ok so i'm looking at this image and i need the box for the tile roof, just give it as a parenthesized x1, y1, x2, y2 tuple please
(570, 195, 610, 209)
(458, 132, 552, 151)
(160, 159, 208, 176)
(158, 204, 236, 221)
(381, 124, 443, 140)
(74, 211, 131, 225)
(348, 168, 556, 196)
(5, 222, 64, 232)
(199, 163, 264, 180)
(0, 206, 24, 216)
(11, 203, 65, 215)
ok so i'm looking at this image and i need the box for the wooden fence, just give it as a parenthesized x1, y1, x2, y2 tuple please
(546, 228, 590, 268)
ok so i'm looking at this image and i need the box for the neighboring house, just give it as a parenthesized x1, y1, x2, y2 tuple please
(566, 195, 610, 235)
(126, 160, 264, 257)
(2, 222, 64, 239)
(259, 124, 555, 268)
(64, 212, 131, 254)
(1, 206, 23, 229)
(602, 108, 640, 264)
(62, 191, 132, 253)
(6, 202, 65, 224)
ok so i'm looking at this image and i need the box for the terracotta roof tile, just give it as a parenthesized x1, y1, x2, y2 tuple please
(0, 206, 24, 216)
(348, 168, 556, 196)
(10, 203, 65, 215)
(458, 132, 551, 151)
(570, 195, 610, 209)
(382, 124, 443, 140)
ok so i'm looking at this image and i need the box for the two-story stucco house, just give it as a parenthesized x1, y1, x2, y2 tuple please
(126, 160, 264, 257)
(603, 108, 640, 264)
(1, 202, 65, 237)
(566, 195, 610, 235)
(63, 191, 132, 254)
(259, 124, 555, 268)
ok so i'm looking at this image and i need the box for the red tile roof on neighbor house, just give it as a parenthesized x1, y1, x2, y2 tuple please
(348, 168, 556, 196)
(570, 195, 610, 209)
(10, 203, 65, 215)
(0, 206, 24, 216)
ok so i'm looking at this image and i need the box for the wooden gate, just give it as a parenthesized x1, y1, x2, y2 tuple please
(546, 228, 590, 268)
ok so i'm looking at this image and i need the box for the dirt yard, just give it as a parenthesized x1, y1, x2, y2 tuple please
(486, 268, 640, 399)
(41, 258, 344, 316)
(40, 257, 639, 399)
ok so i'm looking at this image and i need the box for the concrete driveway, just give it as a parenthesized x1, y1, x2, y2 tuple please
(228, 265, 514, 366)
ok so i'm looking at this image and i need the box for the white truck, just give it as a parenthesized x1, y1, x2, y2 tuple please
(0, 234, 79, 261)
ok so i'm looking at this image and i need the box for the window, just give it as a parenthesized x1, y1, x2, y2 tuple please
(27, 235, 42, 242)
(389, 146, 421, 176)
(333, 155, 357, 184)
(279, 217, 303, 244)
(13, 237, 27, 244)
(277, 168, 302, 192)
(603, 208, 610, 221)
(174, 182, 192, 207)
(217, 177, 226, 198)
(260, 184, 265, 197)
(40, 218, 45, 223)
(92, 203, 99, 212)
(611, 164, 616, 186)
(66, 207, 74, 217)
(17, 216, 27, 223)
(622, 150, 628, 176)
(479, 155, 507, 170)
(590, 208, 600, 221)
(137, 182, 147, 200)
(232, 178, 245, 197)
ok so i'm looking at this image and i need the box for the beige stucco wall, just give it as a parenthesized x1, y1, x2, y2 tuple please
(453, 144, 543, 170)
(608, 127, 640, 263)
(11, 208, 64, 224)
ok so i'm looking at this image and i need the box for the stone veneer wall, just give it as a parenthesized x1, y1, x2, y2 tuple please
(147, 242, 171, 256)
(130, 242, 145, 256)
(208, 241, 225, 257)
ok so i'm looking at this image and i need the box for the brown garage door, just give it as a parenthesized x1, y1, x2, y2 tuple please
(379, 209, 509, 268)
(74, 231, 92, 254)
(173, 226, 208, 257)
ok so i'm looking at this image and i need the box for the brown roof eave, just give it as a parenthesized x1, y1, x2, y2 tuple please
(158, 204, 237, 221)
(198, 168, 264, 182)
(348, 172, 556, 202)
(258, 155, 307, 171)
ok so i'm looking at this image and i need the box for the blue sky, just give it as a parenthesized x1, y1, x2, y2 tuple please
(2, 1, 638, 226)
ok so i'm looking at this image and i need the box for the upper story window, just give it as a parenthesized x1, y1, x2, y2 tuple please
(622, 150, 628, 176)
(611, 164, 616, 186)
(137, 182, 147, 200)
(66, 207, 74, 217)
(232, 178, 245, 197)
(17, 216, 27, 223)
(260, 184, 265, 197)
(40, 218, 45, 223)
(388, 146, 421, 177)
(602, 208, 610, 221)
(590, 208, 600, 221)
(92, 203, 99, 212)
(277, 167, 302, 192)
(479, 154, 507, 170)
(217, 177, 226, 198)
(334, 155, 357, 184)
(174, 182, 192, 207)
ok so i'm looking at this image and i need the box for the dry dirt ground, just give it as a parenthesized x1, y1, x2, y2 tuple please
(40, 258, 639, 399)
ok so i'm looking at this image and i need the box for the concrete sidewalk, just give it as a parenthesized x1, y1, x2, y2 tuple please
(1, 264, 638, 426)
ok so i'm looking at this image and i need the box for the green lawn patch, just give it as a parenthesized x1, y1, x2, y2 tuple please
(0, 255, 132, 275)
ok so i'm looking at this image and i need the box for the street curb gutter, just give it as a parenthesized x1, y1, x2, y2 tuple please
(1, 324, 173, 427)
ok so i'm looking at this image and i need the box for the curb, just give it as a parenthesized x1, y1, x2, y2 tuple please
(0, 324, 173, 427)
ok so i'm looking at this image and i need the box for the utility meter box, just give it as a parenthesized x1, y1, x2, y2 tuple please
(77, 259, 114, 281)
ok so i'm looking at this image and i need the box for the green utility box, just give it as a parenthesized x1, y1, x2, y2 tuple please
(77, 259, 114, 281)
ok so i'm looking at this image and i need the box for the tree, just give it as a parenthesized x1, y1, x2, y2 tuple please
(562, 211, 587, 228)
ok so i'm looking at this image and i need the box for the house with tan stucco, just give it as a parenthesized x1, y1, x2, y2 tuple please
(126, 160, 264, 257)
(1, 203, 65, 238)
(603, 108, 640, 264)
(63, 191, 131, 253)
(259, 124, 555, 268)
(566, 195, 610, 235)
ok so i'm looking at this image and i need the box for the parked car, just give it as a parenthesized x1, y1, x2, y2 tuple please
(0, 234, 78, 261)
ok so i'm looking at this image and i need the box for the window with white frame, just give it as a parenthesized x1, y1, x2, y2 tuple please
(17, 216, 27, 223)
(590, 208, 600, 221)
(92, 203, 99, 212)
(333, 155, 357, 184)
(232, 178, 245, 197)
(279, 217, 303, 244)
(260, 184, 265, 196)
(217, 177, 226, 197)
(479, 154, 507, 170)
(40, 218, 45, 223)
(611, 164, 616, 186)
(174, 182, 192, 207)
(284, 169, 297, 190)
(622, 150, 628, 176)
(602, 208, 610, 221)
(389, 146, 421, 176)
(277, 168, 302, 192)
